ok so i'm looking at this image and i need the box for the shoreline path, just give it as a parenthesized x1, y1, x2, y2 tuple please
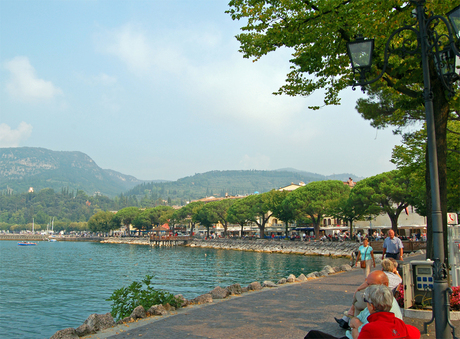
(84, 254, 453, 339)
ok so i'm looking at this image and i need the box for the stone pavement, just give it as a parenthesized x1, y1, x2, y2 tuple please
(84, 254, 457, 339)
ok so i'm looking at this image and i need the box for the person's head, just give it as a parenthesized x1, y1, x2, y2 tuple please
(363, 238, 369, 246)
(363, 284, 393, 314)
(381, 259, 395, 272)
(389, 230, 395, 239)
(388, 258, 398, 269)
(366, 270, 389, 287)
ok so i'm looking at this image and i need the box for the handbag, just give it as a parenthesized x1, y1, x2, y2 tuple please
(360, 247, 369, 268)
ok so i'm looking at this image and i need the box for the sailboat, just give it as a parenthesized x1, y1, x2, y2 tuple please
(48, 217, 57, 242)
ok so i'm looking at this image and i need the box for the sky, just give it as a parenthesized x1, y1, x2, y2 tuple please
(0, 0, 405, 181)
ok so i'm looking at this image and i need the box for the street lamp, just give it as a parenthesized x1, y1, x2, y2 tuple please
(346, 1, 460, 338)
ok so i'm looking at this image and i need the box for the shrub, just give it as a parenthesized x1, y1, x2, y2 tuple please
(106, 275, 182, 320)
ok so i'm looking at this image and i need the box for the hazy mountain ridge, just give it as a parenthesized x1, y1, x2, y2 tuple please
(0, 147, 146, 196)
(0, 147, 363, 200)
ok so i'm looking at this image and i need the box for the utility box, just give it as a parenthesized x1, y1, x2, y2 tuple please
(448, 224, 460, 286)
(402, 260, 434, 308)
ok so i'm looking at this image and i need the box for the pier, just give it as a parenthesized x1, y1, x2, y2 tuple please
(149, 235, 191, 247)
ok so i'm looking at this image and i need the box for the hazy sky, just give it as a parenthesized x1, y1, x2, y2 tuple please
(1, 0, 404, 181)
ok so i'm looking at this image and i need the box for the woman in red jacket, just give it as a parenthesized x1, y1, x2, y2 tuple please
(355, 285, 420, 339)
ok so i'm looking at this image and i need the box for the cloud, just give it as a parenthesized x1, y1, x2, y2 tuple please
(98, 24, 187, 76)
(239, 154, 271, 169)
(4, 56, 63, 101)
(0, 122, 33, 147)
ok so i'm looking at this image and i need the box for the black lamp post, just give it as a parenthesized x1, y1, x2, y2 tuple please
(347, 1, 460, 338)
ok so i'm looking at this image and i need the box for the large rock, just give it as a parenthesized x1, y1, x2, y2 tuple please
(277, 278, 287, 284)
(286, 274, 296, 283)
(226, 283, 243, 295)
(210, 286, 229, 299)
(248, 281, 262, 291)
(191, 293, 213, 304)
(262, 280, 278, 287)
(297, 274, 307, 282)
(340, 264, 353, 271)
(163, 303, 176, 311)
(174, 294, 188, 307)
(148, 304, 168, 315)
(49, 328, 79, 339)
(83, 313, 115, 332)
(322, 265, 335, 275)
(75, 324, 93, 337)
(130, 305, 147, 319)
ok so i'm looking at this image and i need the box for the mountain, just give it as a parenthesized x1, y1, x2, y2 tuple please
(125, 169, 363, 202)
(0, 147, 146, 197)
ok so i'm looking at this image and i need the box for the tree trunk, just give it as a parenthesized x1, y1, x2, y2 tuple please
(426, 76, 449, 261)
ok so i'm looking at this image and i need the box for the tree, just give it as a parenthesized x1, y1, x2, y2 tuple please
(227, 0, 459, 258)
(283, 180, 350, 239)
(227, 197, 253, 237)
(88, 210, 117, 234)
(114, 207, 140, 235)
(270, 190, 295, 236)
(205, 199, 235, 237)
(193, 203, 219, 237)
(332, 192, 364, 236)
(174, 201, 205, 235)
(245, 190, 286, 239)
(350, 170, 415, 233)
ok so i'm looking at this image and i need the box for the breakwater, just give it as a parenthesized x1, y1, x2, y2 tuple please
(0, 234, 103, 242)
(187, 238, 359, 257)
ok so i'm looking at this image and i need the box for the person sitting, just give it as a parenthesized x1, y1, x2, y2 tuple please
(381, 258, 402, 292)
(305, 274, 409, 339)
(334, 270, 402, 334)
(353, 284, 420, 339)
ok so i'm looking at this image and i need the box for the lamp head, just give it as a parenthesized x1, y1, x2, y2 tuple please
(448, 5, 460, 39)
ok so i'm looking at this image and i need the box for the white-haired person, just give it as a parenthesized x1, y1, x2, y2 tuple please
(381, 258, 402, 292)
(352, 284, 420, 339)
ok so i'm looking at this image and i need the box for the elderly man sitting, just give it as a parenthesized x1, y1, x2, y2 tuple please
(305, 271, 404, 339)
(353, 284, 420, 338)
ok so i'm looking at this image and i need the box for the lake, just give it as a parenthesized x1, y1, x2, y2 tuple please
(0, 240, 350, 339)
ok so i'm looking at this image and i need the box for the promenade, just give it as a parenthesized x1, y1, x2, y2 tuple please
(83, 254, 455, 339)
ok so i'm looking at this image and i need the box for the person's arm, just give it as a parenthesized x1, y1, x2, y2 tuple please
(381, 247, 386, 259)
(350, 317, 363, 339)
(355, 252, 361, 267)
(399, 247, 404, 261)
(371, 250, 375, 267)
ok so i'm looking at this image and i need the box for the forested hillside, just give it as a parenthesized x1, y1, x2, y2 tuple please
(126, 169, 360, 204)
(0, 147, 146, 196)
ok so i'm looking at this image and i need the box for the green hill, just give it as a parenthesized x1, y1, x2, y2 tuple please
(0, 147, 146, 197)
(126, 169, 362, 203)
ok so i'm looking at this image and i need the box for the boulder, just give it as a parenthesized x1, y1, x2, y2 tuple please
(262, 280, 277, 288)
(130, 305, 147, 319)
(49, 328, 79, 339)
(297, 274, 307, 282)
(277, 278, 287, 284)
(174, 294, 188, 307)
(306, 272, 317, 279)
(75, 324, 93, 337)
(148, 304, 168, 315)
(226, 283, 243, 295)
(210, 286, 229, 299)
(163, 303, 175, 311)
(242, 286, 249, 293)
(191, 293, 213, 305)
(248, 281, 262, 291)
(286, 274, 296, 283)
(340, 264, 353, 272)
(117, 316, 134, 324)
(322, 265, 335, 275)
(83, 313, 115, 332)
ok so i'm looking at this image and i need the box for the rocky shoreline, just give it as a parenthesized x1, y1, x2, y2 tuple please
(50, 263, 356, 339)
(187, 238, 359, 257)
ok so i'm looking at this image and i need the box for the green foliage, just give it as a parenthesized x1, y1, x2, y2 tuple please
(106, 275, 182, 321)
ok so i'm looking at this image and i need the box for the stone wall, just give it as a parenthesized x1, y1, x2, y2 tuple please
(187, 239, 360, 257)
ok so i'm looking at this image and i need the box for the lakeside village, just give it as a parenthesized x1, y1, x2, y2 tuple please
(3, 178, 441, 244)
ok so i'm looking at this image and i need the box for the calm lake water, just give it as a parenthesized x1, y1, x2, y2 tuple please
(0, 240, 350, 339)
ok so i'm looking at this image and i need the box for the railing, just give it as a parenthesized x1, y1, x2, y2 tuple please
(149, 235, 191, 241)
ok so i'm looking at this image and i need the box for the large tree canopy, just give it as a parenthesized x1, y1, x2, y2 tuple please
(227, 0, 459, 258)
(283, 180, 350, 238)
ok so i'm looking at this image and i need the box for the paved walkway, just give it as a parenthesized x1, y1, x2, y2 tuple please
(85, 255, 457, 339)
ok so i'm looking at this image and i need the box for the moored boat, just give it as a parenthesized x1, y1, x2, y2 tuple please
(18, 241, 37, 246)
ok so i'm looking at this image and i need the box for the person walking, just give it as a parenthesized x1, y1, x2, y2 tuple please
(381, 230, 404, 261)
(355, 238, 375, 278)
